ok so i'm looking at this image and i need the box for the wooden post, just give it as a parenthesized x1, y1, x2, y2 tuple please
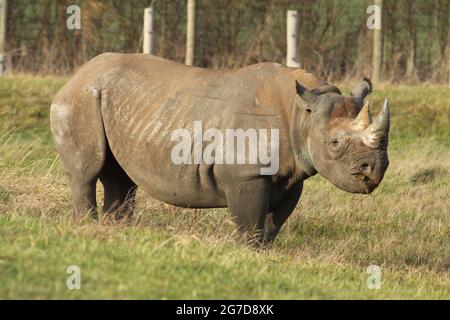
(185, 0, 195, 66)
(448, 29, 450, 88)
(372, 0, 383, 84)
(143, 5, 154, 54)
(286, 10, 300, 68)
(0, 0, 7, 75)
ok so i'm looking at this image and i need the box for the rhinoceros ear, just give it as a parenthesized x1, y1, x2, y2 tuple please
(311, 85, 342, 96)
(295, 80, 328, 113)
(350, 77, 373, 110)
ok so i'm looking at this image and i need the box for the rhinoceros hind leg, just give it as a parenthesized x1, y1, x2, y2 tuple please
(50, 95, 106, 220)
(225, 178, 271, 242)
(99, 148, 137, 220)
(70, 178, 98, 220)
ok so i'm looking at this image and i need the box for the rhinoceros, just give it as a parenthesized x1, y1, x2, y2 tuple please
(50, 53, 389, 243)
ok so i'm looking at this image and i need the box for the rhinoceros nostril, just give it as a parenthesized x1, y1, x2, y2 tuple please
(360, 163, 373, 176)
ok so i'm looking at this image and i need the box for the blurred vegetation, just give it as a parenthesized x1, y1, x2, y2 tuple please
(1, 76, 449, 146)
(4, 0, 450, 83)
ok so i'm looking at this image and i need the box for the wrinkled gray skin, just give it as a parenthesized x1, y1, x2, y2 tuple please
(50, 53, 390, 244)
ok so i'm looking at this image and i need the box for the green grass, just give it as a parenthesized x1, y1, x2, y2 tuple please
(0, 75, 449, 299)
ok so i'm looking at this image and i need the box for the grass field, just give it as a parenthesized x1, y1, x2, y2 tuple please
(0, 75, 449, 299)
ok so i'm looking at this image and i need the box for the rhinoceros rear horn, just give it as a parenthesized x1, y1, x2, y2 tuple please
(296, 81, 325, 113)
(351, 77, 373, 109)
(352, 99, 372, 130)
(365, 98, 390, 147)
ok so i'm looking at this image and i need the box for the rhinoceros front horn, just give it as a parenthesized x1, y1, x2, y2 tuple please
(365, 98, 390, 147)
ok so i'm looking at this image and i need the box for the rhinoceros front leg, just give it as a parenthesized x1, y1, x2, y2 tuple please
(262, 182, 303, 245)
(225, 178, 271, 241)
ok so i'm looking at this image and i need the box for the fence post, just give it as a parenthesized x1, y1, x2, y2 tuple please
(448, 29, 450, 88)
(0, 0, 7, 75)
(372, 0, 383, 84)
(286, 10, 300, 68)
(185, 0, 195, 66)
(143, 5, 154, 54)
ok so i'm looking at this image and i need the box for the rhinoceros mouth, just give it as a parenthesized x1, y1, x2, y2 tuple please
(351, 172, 378, 194)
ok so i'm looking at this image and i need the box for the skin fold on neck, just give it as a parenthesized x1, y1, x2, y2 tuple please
(290, 99, 317, 181)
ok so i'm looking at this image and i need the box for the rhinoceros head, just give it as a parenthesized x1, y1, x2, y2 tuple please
(295, 79, 389, 194)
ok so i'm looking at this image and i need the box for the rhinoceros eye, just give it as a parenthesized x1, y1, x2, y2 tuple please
(327, 132, 347, 158)
(329, 136, 342, 150)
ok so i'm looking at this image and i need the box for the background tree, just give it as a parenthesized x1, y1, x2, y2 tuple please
(2, 0, 449, 84)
